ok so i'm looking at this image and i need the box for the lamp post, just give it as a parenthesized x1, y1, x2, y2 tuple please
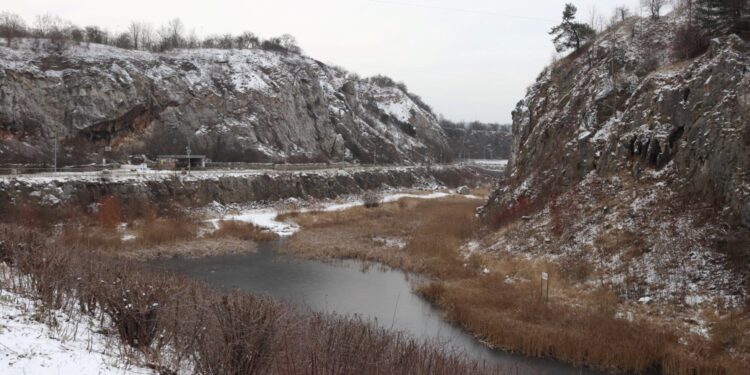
(53, 131, 58, 173)
(186, 137, 191, 175)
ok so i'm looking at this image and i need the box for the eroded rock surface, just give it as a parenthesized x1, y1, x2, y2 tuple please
(0, 41, 449, 165)
(488, 15, 749, 225)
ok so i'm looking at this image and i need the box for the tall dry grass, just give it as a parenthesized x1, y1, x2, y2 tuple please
(281, 196, 750, 374)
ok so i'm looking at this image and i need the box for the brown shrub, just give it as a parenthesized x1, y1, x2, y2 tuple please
(19, 201, 41, 228)
(193, 293, 285, 375)
(99, 196, 122, 229)
(672, 25, 709, 61)
(595, 229, 647, 260)
(397, 198, 409, 210)
(709, 312, 750, 354)
(60, 225, 123, 250)
(557, 253, 594, 283)
(95, 264, 179, 348)
(362, 191, 382, 208)
(549, 198, 563, 236)
(487, 195, 540, 230)
(134, 217, 197, 247)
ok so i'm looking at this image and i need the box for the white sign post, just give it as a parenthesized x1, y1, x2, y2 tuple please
(541, 272, 550, 302)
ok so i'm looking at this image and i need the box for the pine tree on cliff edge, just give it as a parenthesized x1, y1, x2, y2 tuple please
(549, 3, 596, 52)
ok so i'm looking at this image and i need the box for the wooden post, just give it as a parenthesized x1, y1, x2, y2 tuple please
(540, 274, 544, 300)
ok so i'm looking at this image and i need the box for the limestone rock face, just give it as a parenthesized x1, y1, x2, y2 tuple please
(487, 14, 750, 224)
(0, 41, 449, 165)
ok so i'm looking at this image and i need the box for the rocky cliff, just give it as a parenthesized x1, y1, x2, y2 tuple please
(482, 13, 749, 314)
(488, 13, 749, 227)
(0, 40, 450, 165)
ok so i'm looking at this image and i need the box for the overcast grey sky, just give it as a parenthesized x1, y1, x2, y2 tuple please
(8, 0, 646, 123)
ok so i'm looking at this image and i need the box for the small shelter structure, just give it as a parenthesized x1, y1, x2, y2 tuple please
(156, 155, 206, 170)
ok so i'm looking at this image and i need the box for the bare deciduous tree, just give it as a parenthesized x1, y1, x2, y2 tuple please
(589, 6, 608, 32)
(279, 33, 302, 54)
(158, 18, 184, 51)
(218, 33, 234, 49)
(139, 23, 154, 50)
(0, 11, 26, 47)
(70, 26, 84, 44)
(114, 32, 132, 49)
(641, 0, 666, 19)
(614, 6, 631, 22)
(185, 29, 200, 49)
(34, 14, 57, 37)
(235, 31, 259, 49)
(85, 25, 107, 45)
(34, 14, 72, 50)
(4, 12, 306, 55)
(128, 22, 144, 50)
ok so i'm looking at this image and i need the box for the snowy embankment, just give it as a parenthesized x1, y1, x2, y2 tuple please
(0, 288, 153, 375)
(212, 191, 480, 236)
(0, 165, 444, 186)
(465, 159, 508, 167)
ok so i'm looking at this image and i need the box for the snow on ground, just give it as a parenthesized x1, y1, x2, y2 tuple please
(213, 191, 476, 236)
(464, 160, 508, 170)
(219, 208, 301, 236)
(0, 165, 455, 187)
(468, 159, 508, 166)
(0, 289, 153, 375)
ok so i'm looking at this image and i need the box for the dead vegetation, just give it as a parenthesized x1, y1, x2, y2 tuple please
(281, 194, 750, 374)
(6, 195, 275, 260)
(0, 225, 505, 375)
(280, 196, 481, 274)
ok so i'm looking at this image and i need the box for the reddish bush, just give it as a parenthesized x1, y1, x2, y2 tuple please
(19, 202, 40, 228)
(549, 198, 563, 236)
(488, 195, 539, 229)
(98, 196, 122, 229)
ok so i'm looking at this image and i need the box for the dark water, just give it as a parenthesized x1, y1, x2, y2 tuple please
(149, 241, 605, 375)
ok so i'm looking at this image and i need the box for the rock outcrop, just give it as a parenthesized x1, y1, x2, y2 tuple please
(488, 14, 750, 227)
(0, 40, 450, 165)
(481, 12, 750, 312)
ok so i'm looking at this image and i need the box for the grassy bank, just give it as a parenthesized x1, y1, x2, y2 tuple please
(0, 225, 508, 375)
(281, 197, 749, 374)
(3, 195, 277, 260)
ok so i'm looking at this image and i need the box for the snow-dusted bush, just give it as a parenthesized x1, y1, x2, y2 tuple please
(362, 191, 382, 208)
